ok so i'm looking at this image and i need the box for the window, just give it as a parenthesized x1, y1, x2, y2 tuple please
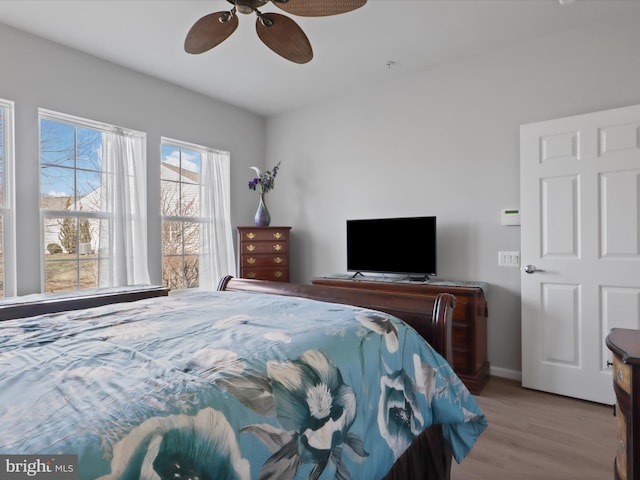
(161, 138, 234, 289)
(40, 113, 103, 292)
(0, 99, 15, 297)
(161, 140, 203, 289)
(40, 110, 148, 293)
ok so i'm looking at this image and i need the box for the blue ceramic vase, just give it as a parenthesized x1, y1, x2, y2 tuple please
(254, 194, 271, 226)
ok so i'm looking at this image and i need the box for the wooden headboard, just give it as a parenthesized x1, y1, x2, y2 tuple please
(217, 276, 455, 364)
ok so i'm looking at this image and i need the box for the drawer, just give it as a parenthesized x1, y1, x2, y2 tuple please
(240, 229, 289, 242)
(452, 324, 469, 349)
(242, 268, 289, 282)
(616, 402, 628, 480)
(242, 254, 288, 268)
(613, 355, 632, 395)
(241, 242, 288, 254)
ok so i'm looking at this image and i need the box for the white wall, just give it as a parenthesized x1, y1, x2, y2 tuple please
(2, 13, 639, 376)
(0, 23, 265, 294)
(265, 15, 640, 376)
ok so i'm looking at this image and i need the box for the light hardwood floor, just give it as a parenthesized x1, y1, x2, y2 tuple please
(450, 376, 616, 480)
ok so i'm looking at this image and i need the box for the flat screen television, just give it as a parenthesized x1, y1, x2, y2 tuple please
(346, 216, 436, 280)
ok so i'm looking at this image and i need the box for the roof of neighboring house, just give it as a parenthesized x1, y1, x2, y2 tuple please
(40, 196, 72, 210)
(161, 162, 200, 184)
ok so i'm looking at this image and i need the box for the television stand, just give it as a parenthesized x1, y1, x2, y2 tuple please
(312, 275, 489, 394)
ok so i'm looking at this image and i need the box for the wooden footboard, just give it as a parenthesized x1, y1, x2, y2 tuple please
(218, 276, 456, 480)
(217, 276, 455, 364)
(382, 424, 452, 480)
(0, 286, 169, 321)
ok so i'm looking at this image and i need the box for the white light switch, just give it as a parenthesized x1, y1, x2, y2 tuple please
(498, 251, 520, 267)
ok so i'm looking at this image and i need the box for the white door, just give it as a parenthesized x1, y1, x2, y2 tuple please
(521, 104, 640, 405)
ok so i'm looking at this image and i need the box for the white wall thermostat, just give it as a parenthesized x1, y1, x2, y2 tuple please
(501, 208, 521, 226)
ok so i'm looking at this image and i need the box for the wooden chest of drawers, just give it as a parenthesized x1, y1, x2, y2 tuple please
(311, 276, 489, 394)
(237, 226, 291, 282)
(606, 328, 640, 480)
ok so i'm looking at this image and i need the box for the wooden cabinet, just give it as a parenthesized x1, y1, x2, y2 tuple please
(237, 226, 291, 282)
(606, 328, 640, 480)
(311, 276, 489, 394)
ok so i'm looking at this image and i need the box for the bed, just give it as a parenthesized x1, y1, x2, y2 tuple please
(0, 277, 486, 479)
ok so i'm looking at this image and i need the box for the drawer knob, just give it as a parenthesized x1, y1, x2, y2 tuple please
(273, 232, 283, 239)
(274, 257, 283, 264)
(247, 245, 256, 252)
(247, 258, 256, 264)
(273, 244, 283, 251)
(247, 272, 256, 279)
(274, 271, 283, 278)
(246, 233, 256, 239)
(618, 439, 625, 454)
(617, 370, 624, 383)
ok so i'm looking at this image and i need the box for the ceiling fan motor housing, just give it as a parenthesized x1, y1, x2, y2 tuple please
(230, 0, 270, 15)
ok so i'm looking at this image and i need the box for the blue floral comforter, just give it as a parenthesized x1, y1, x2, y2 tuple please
(0, 290, 486, 479)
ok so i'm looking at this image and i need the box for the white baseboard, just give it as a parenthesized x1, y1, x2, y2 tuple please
(490, 366, 522, 382)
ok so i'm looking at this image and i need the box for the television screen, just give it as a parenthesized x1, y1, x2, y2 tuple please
(346, 216, 436, 278)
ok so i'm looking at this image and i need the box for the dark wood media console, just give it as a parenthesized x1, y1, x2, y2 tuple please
(312, 276, 489, 394)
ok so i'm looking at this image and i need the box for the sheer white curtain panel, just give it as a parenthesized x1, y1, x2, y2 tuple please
(199, 149, 236, 289)
(100, 131, 151, 287)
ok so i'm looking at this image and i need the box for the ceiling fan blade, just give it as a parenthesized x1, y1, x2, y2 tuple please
(184, 12, 239, 54)
(256, 13, 313, 64)
(271, 0, 367, 17)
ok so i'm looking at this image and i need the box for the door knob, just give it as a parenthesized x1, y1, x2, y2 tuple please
(523, 264, 544, 274)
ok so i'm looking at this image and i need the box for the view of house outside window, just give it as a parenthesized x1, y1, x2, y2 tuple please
(161, 140, 205, 289)
(39, 113, 107, 293)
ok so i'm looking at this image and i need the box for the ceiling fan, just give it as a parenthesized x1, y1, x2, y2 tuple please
(184, 0, 367, 64)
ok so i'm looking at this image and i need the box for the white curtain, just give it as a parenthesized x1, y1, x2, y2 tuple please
(199, 149, 236, 290)
(99, 130, 150, 287)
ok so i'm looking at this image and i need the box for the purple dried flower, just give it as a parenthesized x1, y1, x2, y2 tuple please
(247, 162, 281, 194)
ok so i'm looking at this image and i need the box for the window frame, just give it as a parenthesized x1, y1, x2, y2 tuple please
(38, 108, 143, 293)
(160, 137, 226, 290)
(0, 99, 16, 297)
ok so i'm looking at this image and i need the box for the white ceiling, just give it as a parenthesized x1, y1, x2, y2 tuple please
(1, 0, 639, 117)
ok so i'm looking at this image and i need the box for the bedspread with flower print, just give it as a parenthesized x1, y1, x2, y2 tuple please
(0, 290, 486, 479)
